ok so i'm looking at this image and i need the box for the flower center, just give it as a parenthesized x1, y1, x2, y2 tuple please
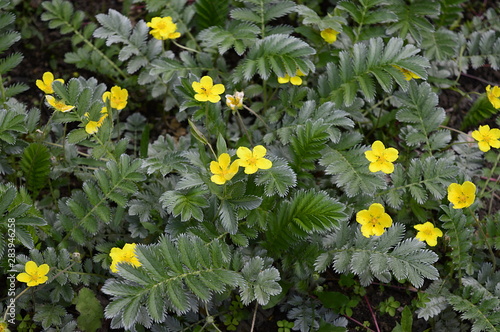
(482, 134, 492, 143)
(247, 157, 257, 165)
(369, 215, 380, 225)
(458, 194, 468, 204)
(157, 22, 167, 31)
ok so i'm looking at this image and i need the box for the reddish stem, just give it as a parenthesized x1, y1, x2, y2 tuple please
(343, 314, 376, 332)
(364, 295, 381, 332)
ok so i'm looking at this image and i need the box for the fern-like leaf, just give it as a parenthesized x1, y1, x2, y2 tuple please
(232, 34, 315, 83)
(319, 37, 429, 106)
(265, 189, 346, 253)
(102, 235, 243, 329)
(20, 143, 51, 197)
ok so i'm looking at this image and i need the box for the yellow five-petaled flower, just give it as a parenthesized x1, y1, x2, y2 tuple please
(147, 16, 181, 40)
(471, 125, 500, 152)
(192, 76, 225, 103)
(103, 86, 128, 110)
(36, 72, 64, 94)
(486, 85, 500, 109)
(414, 222, 443, 246)
(320, 28, 340, 44)
(278, 70, 305, 86)
(236, 145, 272, 174)
(364, 140, 399, 174)
(210, 153, 240, 185)
(356, 203, 393, 238)
(447, 181, 476, 209)
(109, 243, 142, 273)
(45, 95, 75, 112)
(17, 261, 50, 287)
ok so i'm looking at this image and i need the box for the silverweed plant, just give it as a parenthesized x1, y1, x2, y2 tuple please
(0, 0, 500, 331)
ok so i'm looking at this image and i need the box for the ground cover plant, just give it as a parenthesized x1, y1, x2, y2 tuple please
(0, 0, 499, 331)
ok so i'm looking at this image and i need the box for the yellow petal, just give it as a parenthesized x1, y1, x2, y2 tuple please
(278, 76, 290, 84)
(243, 165, 259, 174)
(207, 94, 221, 103)
(38, 264, 50, 276)
(256, 158, 272, 169)
(25, 261, 38, 275)
(380, 161, 395, 174)
(211, 174, 226, 185)
(210, 161, 222, 175)
(471, 130, 482, 141)
(200, 76, 213, 89)
(211, 84, 225, 95)
(85, 121, 99, 134)
(364, 150, 378, 162)
(290, 76, 302, 85)
(237, 146, 253, 160)
(479, 125, 490, 135)
(252, 145, 267, 159)
(378, 214, 393, 228)
(462, 181, 476, 195)
(360, 224, 374, 237)
(371, 141, 385, 153)
(356, 210, 371, 225)
(194, 93, 209, 102)
(218, 153, 231, 169)
(384, 148, 399, 162)
(16, 272, 31, 283)
(368, 162, 382, 173)
(477, 141, 490, 152)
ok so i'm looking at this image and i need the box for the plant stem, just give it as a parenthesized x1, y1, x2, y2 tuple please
(480, 152, 500, 197)
(364, 295, 381, 332)
(236, 110, 253, 144)
(173, 40, 200, 53)
(468, 207, 496, 270)
(243, 105, 271, 131)
(250, 301, 258, 332)
(343, 314, 376, 332)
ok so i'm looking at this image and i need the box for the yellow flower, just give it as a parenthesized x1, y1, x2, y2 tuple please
(356, 203, 393, 238)
(16, 261, 50, 287)
(364, 141, 399, 174)
(486, 85, 500, 109)
(102, 86, 128, 110)
(236, 145, 272, 174)
(393, 65, 421, 81)
(471, 125, 500, 152)
(414, 222, 443, 246)
(210, 153, 240, 185)
(447, 181, 476, 209)
(36, 71, 64, 94)
(278, 70, 305, 85)
(109, 243, 142, 273)
(45, 95, 75, 112)
(0, 321, 8, 332)
(147, 16, 181, 40)
(320, 28, 340, 44)
(226, 91, 244, 111)
(192, 76, 225, 103)
(85, 120, 99, 134)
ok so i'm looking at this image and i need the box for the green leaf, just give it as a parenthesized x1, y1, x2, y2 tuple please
(74, 288, 104, 332)
(20, 143, 51, 196)
(320, 147, 386, 197)
(233, 34, 315, 82)
(254, 158, 297, 197)
(160, 187, 209, 222)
